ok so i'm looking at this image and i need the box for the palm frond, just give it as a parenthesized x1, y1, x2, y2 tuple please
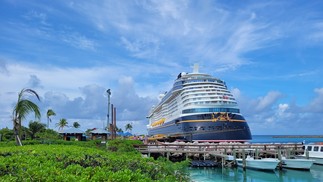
(47, 109, 56, 117)
(24, 88, 41, 101)
(14, 99, 41, 121)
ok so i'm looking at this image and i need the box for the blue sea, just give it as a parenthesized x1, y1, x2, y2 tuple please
(189, 135, 323, 182)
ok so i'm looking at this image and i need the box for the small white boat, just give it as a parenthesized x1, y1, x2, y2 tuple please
(236, 155, 280, 171)
(298, 143, 323, 165)
(280, 157, 314, 170)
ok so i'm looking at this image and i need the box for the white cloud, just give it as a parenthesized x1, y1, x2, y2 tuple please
(28, 75, 43, 88)
(66, 1, 282, 71)
(308, 88, 323, 112)
(24, 10, 50, 26)
(0, 61, 160, 134)
(255, 91, 283, 112)
(1, 1, 323, 136)
(234, 88, 323, 135)
(60, 32, 97, 50)
(277, 103, 289, 116)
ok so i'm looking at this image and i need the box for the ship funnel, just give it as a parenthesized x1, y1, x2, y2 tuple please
(193, 63, 199, 73)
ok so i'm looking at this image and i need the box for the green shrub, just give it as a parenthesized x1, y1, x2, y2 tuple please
(0, 145, 189, 181)
(107, 139, 143, 153)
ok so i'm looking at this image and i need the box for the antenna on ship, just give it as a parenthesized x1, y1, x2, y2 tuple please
(193, 63, 199, 73)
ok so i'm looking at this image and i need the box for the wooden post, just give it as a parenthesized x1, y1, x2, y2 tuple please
(222, 156, 224, 168)
(278, 149, 282, 170)
(167, 152, 170, 160)
(255, 148, 259, 159)
(242, 149, 246, 171)
(113, 107, 117, 139)
(110, 104, 114, 140)
(278, 149, 282, 160)
(305, 149, 309, 159)
(287, 148, 290, 159)
(233, 150, 236, 160)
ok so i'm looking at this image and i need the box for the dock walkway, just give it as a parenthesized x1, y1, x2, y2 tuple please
(134, 142, 304, 165)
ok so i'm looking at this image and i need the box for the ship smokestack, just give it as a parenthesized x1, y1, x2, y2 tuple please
(193, 63, 199, 73)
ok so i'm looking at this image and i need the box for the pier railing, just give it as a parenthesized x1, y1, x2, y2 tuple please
(134, 142, 304, 157)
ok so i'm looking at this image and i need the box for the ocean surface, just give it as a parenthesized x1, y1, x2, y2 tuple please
(189, 135, 323, 182)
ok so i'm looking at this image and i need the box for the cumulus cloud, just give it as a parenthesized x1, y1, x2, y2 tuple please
(255, 91, 283, 112)
(27, 75, 43, 88)
(233, 88, 323, 135)
(111, 76, 158, 133)
(307, 88, 323, 112)
(0, 59, 9, 74)
(35, 80, 157, 133)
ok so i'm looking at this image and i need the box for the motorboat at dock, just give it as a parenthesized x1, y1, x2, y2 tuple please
(297, 143, 323, 165)
(236, 155, 280, 171)
(280, 157, 314, 170)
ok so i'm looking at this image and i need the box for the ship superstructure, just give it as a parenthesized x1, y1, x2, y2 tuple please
(147, 64, 252, 141)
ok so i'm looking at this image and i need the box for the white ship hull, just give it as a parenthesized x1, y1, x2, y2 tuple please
(147, 64, 252, 141)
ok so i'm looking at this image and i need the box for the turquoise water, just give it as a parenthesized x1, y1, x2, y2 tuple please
(189, 165, 323, 182)
(249, 135, 323, 144)
(189, 135, 323, 182)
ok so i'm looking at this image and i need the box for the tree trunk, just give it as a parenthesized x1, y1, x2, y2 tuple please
(13, 119, 22, 146)
(14, 128, 22, 146)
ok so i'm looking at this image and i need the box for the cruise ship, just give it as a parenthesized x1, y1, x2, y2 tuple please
(147, 64, 252, 142)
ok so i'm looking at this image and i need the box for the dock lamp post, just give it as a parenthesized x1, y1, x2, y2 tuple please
(106, 89, 111, 130)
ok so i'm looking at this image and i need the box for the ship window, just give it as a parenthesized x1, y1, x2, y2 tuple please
(314, 146, 319, 151)
(307, 146, 312, 151)
(321, 147, 323, 152)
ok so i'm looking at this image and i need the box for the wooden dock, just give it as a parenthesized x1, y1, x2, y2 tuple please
(134, 142, 304, 167)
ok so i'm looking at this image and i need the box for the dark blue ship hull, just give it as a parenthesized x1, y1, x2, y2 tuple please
(148, 113, 252, 141)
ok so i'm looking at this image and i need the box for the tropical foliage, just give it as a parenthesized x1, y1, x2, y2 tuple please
(35, 129, 61, 140)
(107, 139, 143, 153)
(0, 127, 60, 142)
(116, 126, 123, 133)
(0, 143, 189, 181)
(125, 123, 133, 133)
(0, 127, 14, 141)
(12, 88, 41, 146)
(46, 109, 56, 128)
(56, 118, 68, 130)
(73, 122, 80, 128)
(28, 121, 46, 140)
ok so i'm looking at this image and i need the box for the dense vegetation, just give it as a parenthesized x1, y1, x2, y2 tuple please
(0, 140, 189, 181)
(1, 89, 187, 181)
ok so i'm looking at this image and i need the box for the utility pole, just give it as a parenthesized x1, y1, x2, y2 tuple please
(106, 89, 111, 130)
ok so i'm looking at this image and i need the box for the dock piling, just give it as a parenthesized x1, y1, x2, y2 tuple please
(242, 149, 246, 171)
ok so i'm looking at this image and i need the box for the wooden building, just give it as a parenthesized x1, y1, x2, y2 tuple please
(59, 128, 84, 141)
(90, 128, 110, 141)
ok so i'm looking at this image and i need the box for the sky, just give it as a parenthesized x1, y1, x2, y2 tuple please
(1, 0, 323, 135)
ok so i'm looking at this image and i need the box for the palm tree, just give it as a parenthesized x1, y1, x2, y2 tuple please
(28, 121, 46, 140)
(73, 122, 80, 128)
(12, 88, 41, 146)
(125, 123, 133, 133)
(56, 118, 68, 131)
(46, 109, 56, 128)
(115, 126, 123, 133)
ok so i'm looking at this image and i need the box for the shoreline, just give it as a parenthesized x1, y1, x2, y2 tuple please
(272, 135, 323, 138)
